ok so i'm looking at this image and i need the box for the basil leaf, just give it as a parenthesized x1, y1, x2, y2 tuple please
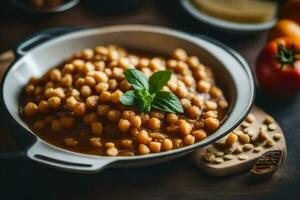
(149, 70, 172, 93)
(152, 91, 184, 113)
(120, 90, 136, 106)
(124, 69, 149, 90)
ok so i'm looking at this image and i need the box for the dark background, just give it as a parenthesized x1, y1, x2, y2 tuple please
(0, 1, 300, 200)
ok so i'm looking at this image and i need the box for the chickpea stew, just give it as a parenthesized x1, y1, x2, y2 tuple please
(20, 45, 228, 156)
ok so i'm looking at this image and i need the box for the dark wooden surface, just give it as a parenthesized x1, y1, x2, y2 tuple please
(0, 1, 300, 200)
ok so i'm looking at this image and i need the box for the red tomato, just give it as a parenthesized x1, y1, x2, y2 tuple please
(255, 37, 300, 97)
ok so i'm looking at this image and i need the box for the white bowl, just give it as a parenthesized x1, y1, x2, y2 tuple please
(1, 25, 255, 173)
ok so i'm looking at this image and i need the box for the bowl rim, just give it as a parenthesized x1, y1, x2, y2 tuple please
(180, 0, 277, 33)
(1, 24, 255, 161)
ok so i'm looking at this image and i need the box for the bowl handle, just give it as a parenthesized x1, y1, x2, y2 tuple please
(26, 139, 115, 173)
(15, 27, 79, 57)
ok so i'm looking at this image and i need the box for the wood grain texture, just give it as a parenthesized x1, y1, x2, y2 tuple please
(194, 106, 287, 176)
(0, 1, 300, 200)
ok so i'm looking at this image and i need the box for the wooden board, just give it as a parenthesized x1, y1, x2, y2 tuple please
(193, 106, 287, 176)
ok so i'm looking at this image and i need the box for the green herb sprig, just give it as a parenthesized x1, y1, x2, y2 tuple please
(120, 69, 183, 114)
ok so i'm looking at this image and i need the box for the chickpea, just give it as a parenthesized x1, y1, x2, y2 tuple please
(120, 139, 133, 149)
(119, 79, 132, 91)
(130, 115, 142, 128)
(108, 79, 118, 91)
(86, 95, 99, 109)
(148, 117, 161, 130)
(204, 111, 218, 119)
(162, 139, 173, 151)
(104, 68, 112, 77)
(66, 96, 78, 110)
(141, 67, 152, 78)
(105, 142, 115, 148)
(166, 113, 178, 124)
(75, 78, 85, 88)
(137, 130, 152, 144)
(89, 137, 102, 147)
(95, 82, 109, 94)
(192, 130, 207, 141)
(149, 58, 163, 71)
(138, 144, 150, 155)
(106, 147, 118, 156)
(45, 81, 55, 89)
(95, 46, 108, 55)
(33, 120, 46, 130)
(61, 74, 73, 87)
(197, 80, 211, 93)
(44, 88, 65, 99)
(94, 61, 105, 71)
(184, 135, 195, 145)
(80, 85, 92, 98)
(186, 106, 201, 119)
(83, 113, 98, 124)
(118, 119, 131, 133)
(60, 116, 75, 129)
(64, 137, 78, 146)
(97, 104, 111, 117)
(166, 59, 177, 69)
(47, 97, 61, 109)
(175, 86, 189, 98)
(50, 69, 61, 82)
(51, 120, 63, 132)
(62, 63, 75, 74)
(129, 127, 139, 137)
(111, 89, 123, 104)
(204, 117, 220, 132)
(25, 84, 35, 95)
(210, 86, 223, 98)
(74, 102, 87, 116)
(82, 62, 95, 74)
(173, 138, 183, 148)
(172, 48, 188, 61)
(107, 49, 119, 61)
(91, 122, 103, 135)
(181, 98, 191, 109)
(239, 133, 250, 144)
(194, 69, 207, 81)
(179, 121, 192, 135)
(82, 48, 94, 60)
(140, 113, 150, 125)
(192, 95, 203, 107)
(175, 61, 189, 74)
(226, 133, 238, 146)
(122, 110, 135, 120)
(99, 91, 111, 103)
(107, 109, 121, 122)
(149, 111, 165, 120)
(205, 100, 218, 110)
(38, 100, 50, 113)
(94, 71, 108, 82)
(187, 56, 200, 69)
(85, 76, 96, 88)
(149, 142, 161, 153)
(138, 58, 150, 68)
(149, 132, 165, 140)
(218, 100, 228, 109)
(165, 125, 178, 134)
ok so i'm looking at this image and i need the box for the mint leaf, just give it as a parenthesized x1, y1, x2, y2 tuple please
(135, 89, 156, 113)
(120, 90, 136, 106)
(124, 69, 149, 90)
(152, 91, 183, 113)
(149, 71, 171, 93)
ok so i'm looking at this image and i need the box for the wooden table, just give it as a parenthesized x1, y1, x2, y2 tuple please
(1, 1, 300, 200)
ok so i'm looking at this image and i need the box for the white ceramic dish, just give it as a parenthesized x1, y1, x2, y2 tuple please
(0, 25, 255, 173)
(180, 0, 277, 33)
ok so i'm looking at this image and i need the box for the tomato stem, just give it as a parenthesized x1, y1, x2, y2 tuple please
(275, 44, 300, 69)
